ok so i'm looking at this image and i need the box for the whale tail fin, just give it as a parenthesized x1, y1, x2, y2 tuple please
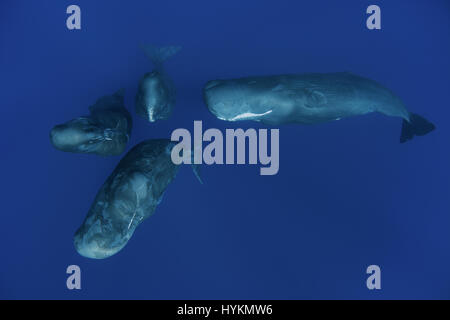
(140, 44, 181, 69)
(400, 113, 435, 143)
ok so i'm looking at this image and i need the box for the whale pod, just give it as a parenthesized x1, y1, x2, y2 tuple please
(135, 45, 181, 122)
(50, 89, 132, 155)
(203, 72, 435, 142)
(73, 139, 201, 259)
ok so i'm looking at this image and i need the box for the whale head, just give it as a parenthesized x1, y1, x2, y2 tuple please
(136, 71, 171, 122)
(73, 170, 157, 259)
(203, 79, 273, 122)
(50, 118, 114, 153)
(50, 119, 97, 149)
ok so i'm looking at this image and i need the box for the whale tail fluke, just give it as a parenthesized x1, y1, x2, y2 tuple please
(140, 44, 181, 69)
(400, 113, 435, 143)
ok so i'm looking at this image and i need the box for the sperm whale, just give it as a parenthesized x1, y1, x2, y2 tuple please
(135, 45, 181, 122)
(203, 72, 435, 142)
(50, 89, 132, 155)
(73, 139, 201, 259)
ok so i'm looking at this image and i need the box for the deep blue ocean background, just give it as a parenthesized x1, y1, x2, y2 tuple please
(1, 0, 449, 299)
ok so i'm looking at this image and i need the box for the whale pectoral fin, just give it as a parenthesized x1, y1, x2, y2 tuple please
(304, 89, 327, 108)
(191, 164, 203, 184)
(187, 148, 203, 184)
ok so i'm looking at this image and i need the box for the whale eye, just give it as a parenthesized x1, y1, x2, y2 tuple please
(304, 89, 327, 108)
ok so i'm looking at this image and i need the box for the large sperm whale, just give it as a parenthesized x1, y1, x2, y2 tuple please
(73, 139, 201, 259)
(203, 72, 435, 142)
(50, 89, 132, 155)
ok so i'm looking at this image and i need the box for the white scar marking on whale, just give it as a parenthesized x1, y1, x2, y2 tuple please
(227, 110, 273, 121)
(148, 108, 155, 122)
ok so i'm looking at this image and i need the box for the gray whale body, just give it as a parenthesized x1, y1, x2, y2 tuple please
(203, 72, 435, 142)
(73, 139, 201, 259)
(50, 89, 132, 155)
(74, 139, 179, 259)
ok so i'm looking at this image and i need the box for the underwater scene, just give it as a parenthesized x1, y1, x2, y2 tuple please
(1, 0, 450, 299)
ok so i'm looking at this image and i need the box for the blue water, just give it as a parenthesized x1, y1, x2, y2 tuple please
(1, 0, 449, 299)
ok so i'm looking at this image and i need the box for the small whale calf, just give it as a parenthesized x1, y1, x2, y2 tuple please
(50, 90, 132, 156)
(203, 72, 435, 143)
(73, 139, 200, 259)
(135, 45, 181, 122)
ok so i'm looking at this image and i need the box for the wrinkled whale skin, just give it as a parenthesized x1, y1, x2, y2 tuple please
(50, 90, 132, 156)
(204, 72, 412, 125)
(203, 72, 435, 142)
(73, 139, 179, 259)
